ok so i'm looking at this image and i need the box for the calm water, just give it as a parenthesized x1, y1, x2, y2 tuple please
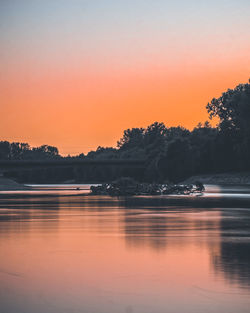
(0, 185, 250, 313)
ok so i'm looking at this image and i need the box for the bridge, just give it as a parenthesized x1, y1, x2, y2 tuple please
(0, 159, 146, 172)
(0, 159, 147, 182)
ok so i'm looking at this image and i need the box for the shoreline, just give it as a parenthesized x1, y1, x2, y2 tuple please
(183, 172, 250, 185)
(1, 171, 250, 192)
(1, 192, 250, 209)
(0, 177, 31, 191)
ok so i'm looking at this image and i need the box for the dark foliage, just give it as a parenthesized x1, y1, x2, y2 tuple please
(0, 142, 59, 160)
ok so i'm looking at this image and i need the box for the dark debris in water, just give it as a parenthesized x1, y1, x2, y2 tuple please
(90, 177, 205, 197)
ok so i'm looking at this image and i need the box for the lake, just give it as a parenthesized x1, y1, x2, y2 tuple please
(0, 185, 250, 313)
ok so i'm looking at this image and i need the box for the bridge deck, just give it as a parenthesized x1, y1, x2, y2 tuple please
(0, 159, 146, 171)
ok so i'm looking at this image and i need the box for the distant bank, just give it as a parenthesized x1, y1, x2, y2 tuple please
(183, 172, 250, 185)
(1, 172, 250, 191)
(0, 177, 30, 191)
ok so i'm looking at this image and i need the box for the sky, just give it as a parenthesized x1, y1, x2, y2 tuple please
(0, 0, 250, 155)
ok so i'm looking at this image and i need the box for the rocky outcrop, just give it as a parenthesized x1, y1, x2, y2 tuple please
(90, 177, 204, 196)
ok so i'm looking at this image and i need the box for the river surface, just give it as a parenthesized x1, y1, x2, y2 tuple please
(0, 184, 250, 313)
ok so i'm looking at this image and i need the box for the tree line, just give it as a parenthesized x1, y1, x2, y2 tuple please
(1, 79, 250, 183)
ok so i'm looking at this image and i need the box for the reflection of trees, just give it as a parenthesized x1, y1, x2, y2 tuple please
(123, 210, 169, 251)
(3, 194, 250, 289)
(121, 197, 222, 252)
(212, 241, 250, 288)
(122, 197, 250, 289)
(0, 195, 122, 237)
(0, 197, 60, 235)
(121, 197, 171, 251)
(211, 210, 250, 288)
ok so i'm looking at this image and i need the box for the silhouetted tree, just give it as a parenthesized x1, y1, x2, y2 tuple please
(87, 146, 118, 159)
(0, 141, 10, 159)
(117, 128, 144, 150)
(207, 82, 250, 134)
(190, 123, 217, 173)
(207, 80, 250, 170)
(31, 145, 59, 159)
(159, 138, 194, 182)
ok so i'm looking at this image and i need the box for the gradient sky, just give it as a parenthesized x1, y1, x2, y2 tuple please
(1, 0, 250, 155)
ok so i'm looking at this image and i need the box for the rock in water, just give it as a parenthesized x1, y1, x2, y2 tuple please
(90, 177, 205, 196)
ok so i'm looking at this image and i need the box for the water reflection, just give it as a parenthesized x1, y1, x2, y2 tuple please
(0, 188, 250, 313)
(211, 208, 250, 288)
(121, 197, 250, 290)
(213, 241, 250, 288)
(123, 208, 222, 252)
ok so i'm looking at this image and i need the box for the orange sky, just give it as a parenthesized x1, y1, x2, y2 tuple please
(1, 1, 250, 155)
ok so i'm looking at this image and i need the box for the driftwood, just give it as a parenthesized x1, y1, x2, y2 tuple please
(90, 177, 205, 196)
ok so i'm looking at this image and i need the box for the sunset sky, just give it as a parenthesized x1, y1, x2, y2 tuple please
(1, 0, 250, 155)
